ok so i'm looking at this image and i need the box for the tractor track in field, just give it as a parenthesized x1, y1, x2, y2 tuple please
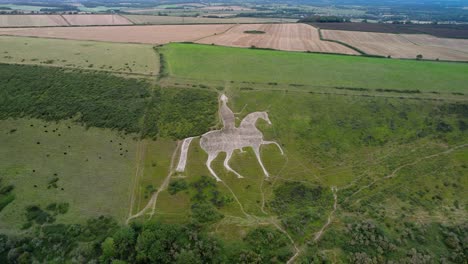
(127, 140, 146, 219)
(347, 143, 468, 203)
(126, 141, 181, 223)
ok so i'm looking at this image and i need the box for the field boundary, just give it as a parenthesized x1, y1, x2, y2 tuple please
(315, 26, 384, 57)
(191, 23, 238, 42)
(0, 21, 295, 29)
(60, 14, 72, 26)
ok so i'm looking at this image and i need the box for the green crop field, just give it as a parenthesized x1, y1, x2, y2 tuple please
(0, 36, 158, 75)
(0, 38, 467, 263)
(162, 43, 468, 92)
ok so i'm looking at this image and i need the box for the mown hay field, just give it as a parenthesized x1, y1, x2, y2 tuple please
(197, 23, 358, 53)
(162, 43, 468, 92)
(0, 36, 158, 74)
(322, 30, 468, 61)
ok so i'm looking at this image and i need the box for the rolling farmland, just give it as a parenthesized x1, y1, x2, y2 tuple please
(0, 14, 133, 27)
(1, 22, 466, 58)
(123, 14, 297, 24)
(0, 24, 233, 44)
(312, 22, 468, 39)
(401, 34, 468, 53)
(322, 30, 468, 61)
(0, 18, 466, 263)
(0, 36, 158, 74)
(0, 15, 68, 27)
(163, 43, 468, 92)
(197, 23, 358, 53)
(62, 14, 133, 26)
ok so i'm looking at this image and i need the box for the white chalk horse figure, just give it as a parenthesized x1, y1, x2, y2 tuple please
(176, 94, 283, 182)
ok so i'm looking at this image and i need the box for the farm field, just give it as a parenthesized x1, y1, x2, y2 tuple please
(402, 34, 468, 53)
(322, 29, 468, 61)
(162, 43, 468, 92)
(0, 24, 233, 44)
(197, 23, 358, 53)
(0, 36, 158, 74)
(123, 14, 297, 24)
(0, 14, 68, 27)
(312, 22, 468, 39)
(62, 14, 133, 26)
(0, 14, 133, 27)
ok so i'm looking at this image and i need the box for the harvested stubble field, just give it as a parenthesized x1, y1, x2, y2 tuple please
(0, 24, 233, 44)
(123, 14, 297, 24)
(0, 15, 68, 27)
(402, 34, 468, 53)
(197, 23, 358, 54)
(322, 30, 468, 61)
(62, 14, 133, 26)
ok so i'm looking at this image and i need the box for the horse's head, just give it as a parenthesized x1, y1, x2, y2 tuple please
(240, 111, 272, 128)
(220, 94, 228, 103)
(259, 111, 272, 125)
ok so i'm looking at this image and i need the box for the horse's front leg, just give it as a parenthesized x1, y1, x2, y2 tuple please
(262, 141, 284, 155)
(206, 152, 222, 182)
(253, 146, 269, 178)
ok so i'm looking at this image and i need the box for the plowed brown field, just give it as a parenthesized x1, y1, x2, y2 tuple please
(0, 15, 68, 27)
(322, 30, 468, 61)
(0, 24, 233, 44)
(62, 14, 133, 26)
(197, 23, 359, 54)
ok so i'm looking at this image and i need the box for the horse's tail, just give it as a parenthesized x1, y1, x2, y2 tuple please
(176, 137, 195, 172)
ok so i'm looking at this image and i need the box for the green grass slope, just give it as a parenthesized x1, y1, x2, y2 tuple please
(0, 118, 138, 232)
(163, 43, 468, 92)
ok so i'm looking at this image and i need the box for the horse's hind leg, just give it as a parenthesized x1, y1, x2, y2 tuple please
(224, 151, 244, 179)
(253, 146, 269, 178)
(206, 152, 222, 182)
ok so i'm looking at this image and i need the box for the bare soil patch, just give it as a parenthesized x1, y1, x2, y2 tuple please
(0, 24, 233, 44)
(322, 30, 468, 61)
(197, 23, 359, 54)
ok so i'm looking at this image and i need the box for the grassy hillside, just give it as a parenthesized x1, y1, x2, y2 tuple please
(163, 43, 468, 92)
(0, 118, 138, 231)
(0, 36, 158, 75)
(153, 89, 467, 261)
(0, 41, 466, 263)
